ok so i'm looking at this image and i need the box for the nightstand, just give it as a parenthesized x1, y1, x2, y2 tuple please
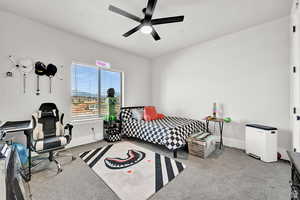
(103, 120, 121, 142)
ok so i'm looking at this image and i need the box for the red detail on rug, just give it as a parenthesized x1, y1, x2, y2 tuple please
(127, 170, 133, 174)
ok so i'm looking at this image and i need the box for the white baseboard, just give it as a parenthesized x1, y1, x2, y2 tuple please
(222, 137, 245, 150)
(221, 137, 289, 161)
(69, 136, 103, 148)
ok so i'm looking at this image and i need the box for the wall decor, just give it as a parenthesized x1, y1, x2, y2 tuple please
(6, 55, 64, 95)
(34, 61, 47, 95)
(46, 64, 57, 93)
(7, 55, 34, 93)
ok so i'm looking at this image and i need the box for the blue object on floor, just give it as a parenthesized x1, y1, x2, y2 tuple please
(12, 143, 28, 166)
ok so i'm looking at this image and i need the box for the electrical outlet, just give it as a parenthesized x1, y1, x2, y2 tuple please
(91, 127, 96, 140)
(6, 72, 13, 77)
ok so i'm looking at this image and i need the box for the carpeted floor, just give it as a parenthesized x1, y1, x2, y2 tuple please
(29, 139, 290, 200)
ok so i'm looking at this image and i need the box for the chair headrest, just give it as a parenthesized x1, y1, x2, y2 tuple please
(39, 103, 58, 112)
(39, 111, 56, 118)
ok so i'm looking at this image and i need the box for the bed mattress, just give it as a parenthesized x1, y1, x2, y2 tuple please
(121, 109, 206, 150)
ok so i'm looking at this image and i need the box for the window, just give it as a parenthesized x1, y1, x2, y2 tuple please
(71, 63, 123, 119)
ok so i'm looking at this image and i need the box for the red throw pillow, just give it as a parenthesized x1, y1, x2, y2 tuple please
(157, 113, 165, 119)
(144, 106, 158, 121)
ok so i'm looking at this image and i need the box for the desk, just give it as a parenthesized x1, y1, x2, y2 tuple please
(0, 120, 33, 182)
(0, 146, 31, 200)
(205, 118, 224, 149)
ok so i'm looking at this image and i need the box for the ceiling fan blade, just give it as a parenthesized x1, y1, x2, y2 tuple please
(151, 16, 184, 25)
(109, 5, 142, 23)
(123, 24, 143, 37)
(151, 28, 161, 41)
(145, 0, 157, 22)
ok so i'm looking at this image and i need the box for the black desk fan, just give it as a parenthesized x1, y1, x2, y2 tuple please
(35, 62, 58, 95)
(34, 61, 47, 95)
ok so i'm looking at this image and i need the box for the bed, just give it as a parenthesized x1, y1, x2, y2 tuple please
(120, 106, 207, 158)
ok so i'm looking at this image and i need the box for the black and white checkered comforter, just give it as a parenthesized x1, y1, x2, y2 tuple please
(121, 109, 206, 150)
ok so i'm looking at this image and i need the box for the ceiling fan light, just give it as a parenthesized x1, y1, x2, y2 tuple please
(140, 25, 153, 34)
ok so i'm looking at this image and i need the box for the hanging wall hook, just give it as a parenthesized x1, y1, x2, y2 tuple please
(8, 55, 19, 68)
(6, 55, 18, 77)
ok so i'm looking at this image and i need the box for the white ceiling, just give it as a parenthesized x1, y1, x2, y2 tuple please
(0, 0, 293, 58)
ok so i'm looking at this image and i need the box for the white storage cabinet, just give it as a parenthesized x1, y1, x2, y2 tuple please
(245, 124, 277, 162)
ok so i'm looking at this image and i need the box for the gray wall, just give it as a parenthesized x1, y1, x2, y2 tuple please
(152, 17, 291, 155)
(0, 10, 292, 157)
(0, 11, 152, 145)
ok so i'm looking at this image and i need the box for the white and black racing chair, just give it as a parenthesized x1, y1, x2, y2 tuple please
(31, 103, 75, 173)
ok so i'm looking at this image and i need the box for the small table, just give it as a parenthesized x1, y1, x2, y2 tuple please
(104, 120, 121, 142)
(205, 118, 224, 149)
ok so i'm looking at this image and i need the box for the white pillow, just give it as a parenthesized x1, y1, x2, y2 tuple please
(132, 109, 144, 120)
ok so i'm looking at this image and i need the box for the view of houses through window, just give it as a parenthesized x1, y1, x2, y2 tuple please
(71, 63, 122, 118)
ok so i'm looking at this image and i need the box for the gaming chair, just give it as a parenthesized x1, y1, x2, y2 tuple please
(31, 103, 75, 173)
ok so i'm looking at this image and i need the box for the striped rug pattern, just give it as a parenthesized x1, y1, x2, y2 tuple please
(79, 144, 113, 168)
(154, 153, 185, 192)
(79, 142, 185, 200)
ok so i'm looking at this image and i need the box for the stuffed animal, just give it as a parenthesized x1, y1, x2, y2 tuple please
(104, 88, 117, 121)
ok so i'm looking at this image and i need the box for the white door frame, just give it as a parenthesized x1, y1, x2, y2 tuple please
(291, 0, 300, 152)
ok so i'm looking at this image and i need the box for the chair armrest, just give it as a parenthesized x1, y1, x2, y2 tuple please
(64, 123, 73, 143)
(0, 130, 6, 141)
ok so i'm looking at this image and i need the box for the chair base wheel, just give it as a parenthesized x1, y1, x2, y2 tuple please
(72, 156, 76, 161)
(57, 168, 63, 174)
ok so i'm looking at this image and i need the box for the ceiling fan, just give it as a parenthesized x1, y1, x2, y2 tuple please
(108, 0, 184, 41)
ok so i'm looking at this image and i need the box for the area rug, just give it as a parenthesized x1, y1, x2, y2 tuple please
(79, 142, 185, 200)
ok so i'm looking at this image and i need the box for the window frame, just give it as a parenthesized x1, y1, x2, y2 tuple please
(71, 61, 124, 121)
